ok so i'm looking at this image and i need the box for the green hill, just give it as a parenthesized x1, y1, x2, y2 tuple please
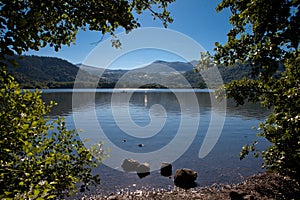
(6, 55, 97, 88)
(5, 55, 256, 89)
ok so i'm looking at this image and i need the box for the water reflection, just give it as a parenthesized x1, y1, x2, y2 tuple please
(42, 89, 268, 119)
(41, 89, 270, 192)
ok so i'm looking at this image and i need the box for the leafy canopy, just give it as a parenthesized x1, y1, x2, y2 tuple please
(215, 0, 299, 180)
(215, 0, 299, 75)
(0, 0, 175, 198)
(0, 0, 174, 58)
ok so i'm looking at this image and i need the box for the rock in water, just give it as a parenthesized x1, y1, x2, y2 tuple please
(174, 168, 197, 189)
(121, 158, 139, 172)
(136, 162, 150, 178)
(160, 162, 172, 177)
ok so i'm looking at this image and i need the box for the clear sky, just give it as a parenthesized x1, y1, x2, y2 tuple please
(25, 0, 231, 69)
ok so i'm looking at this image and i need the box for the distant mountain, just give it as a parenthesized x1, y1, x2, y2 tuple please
(77, 60, 197, 88)
(6, 55, 97, 88)
(76, 64, 107, 76)
(131, 60, 194, 73)
(189, 60, 199, 67)
(5, 55, 255, 89)
(78, 60, 193, 75)
(77, 64, 128, 83)
(184, 63, 253, 88)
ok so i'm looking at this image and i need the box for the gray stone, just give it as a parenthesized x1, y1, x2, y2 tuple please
(174, 168, 197, 189)
(160, 162, 172, 177)
(136, 162, 150, 178)
(121, 158, 139, 172)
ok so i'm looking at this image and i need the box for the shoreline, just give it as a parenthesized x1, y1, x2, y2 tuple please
(80, 172, 299, 200)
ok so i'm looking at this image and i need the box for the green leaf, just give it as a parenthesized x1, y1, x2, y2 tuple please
(46, 195, 57, 199)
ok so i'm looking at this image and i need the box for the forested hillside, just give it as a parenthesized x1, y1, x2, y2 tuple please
(6, 55, 96, 88)
(7, 55, 256, 89)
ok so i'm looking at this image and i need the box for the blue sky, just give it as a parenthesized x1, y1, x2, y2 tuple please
(25, 0, 231, 69)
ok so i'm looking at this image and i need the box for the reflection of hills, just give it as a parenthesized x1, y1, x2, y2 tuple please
(43, 91, 269, 120)
(42, 92, 73, 116)
(226, 99, 270, 120)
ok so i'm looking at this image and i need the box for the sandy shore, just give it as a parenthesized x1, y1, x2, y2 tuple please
(80, 172, 299, 200)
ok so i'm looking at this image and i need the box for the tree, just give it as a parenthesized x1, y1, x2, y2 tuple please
(0, 0, 174, 58)
(194, 52, 216, 72)
(0, 0, 174, 198)
(0, 68, 103, 198)
(214, 0, 299, 181)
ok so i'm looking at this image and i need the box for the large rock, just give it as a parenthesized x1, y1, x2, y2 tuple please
(174, 168, 197, 189)
(121, 158, 139, 172)
(136, 162, 150, 178)
(160, 162, 172, 177)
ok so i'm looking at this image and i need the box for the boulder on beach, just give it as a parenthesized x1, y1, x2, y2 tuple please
(160, 162, 172, 177)
(121, 158, 139, 172)
(174, 168, 197, 189)
(136, 162, 150, 178)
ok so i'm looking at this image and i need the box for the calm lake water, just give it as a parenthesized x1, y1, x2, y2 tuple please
(42, 89, 270, 193)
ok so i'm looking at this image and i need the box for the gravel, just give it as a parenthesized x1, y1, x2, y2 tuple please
(80, 172, 300, 200)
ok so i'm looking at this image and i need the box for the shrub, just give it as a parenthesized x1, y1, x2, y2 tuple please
(0, 67, 101, 199)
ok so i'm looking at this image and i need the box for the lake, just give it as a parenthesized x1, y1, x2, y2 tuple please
(41, 89, 270, 193)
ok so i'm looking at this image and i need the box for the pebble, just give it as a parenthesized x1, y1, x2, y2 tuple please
(80, 173, 298, 200)
(223, 184, 231, 189)
(244, 195, 255, 200)
(107, 195, 118, 200)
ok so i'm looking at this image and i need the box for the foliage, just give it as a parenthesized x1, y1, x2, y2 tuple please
(0, 67, 106, 199)
(259, 57, 300, 178)
(215, 0, 299, 76)
(194, 52, 216, 72)
(0, 0, 174, 58)
(1, 0, 175, 198)
(215, 0, 300, 180)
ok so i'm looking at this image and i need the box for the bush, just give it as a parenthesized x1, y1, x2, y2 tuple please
(259, 56, 300, 180)
(0, 67, 101, 199)
(238, 56, 300, 182)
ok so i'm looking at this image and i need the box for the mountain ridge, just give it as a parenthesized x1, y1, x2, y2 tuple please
(5, 55, 253, 89)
